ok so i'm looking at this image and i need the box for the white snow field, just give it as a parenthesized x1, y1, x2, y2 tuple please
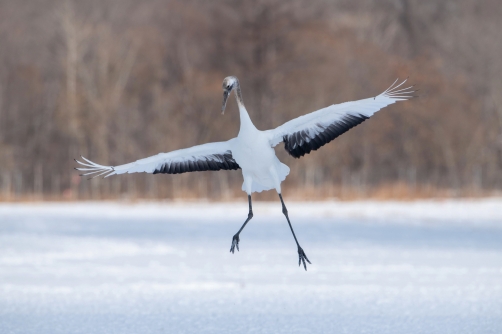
(0, 199, 501, 334)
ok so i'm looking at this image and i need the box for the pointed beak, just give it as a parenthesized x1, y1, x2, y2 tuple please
(221, 90, 230, 115)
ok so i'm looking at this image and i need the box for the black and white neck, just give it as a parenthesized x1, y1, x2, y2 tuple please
(221, 76, 256, 133)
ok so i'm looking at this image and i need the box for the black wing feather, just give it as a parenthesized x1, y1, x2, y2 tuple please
(283, 114, 369, 158)
(153, 150, 240, 174)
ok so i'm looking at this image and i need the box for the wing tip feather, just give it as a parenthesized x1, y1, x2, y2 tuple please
(381, 77, 416, 101)
(74, 156, 114, 180)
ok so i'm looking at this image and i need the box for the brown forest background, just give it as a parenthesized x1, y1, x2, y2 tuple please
(0, 0, 501, 201)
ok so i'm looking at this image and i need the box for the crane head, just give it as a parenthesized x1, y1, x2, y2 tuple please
(221, 76, 237, 115)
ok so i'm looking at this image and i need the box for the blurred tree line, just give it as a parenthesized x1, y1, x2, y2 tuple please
(0, 0, 501, 200)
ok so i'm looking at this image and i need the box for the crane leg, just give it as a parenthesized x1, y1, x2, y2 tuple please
(279, 193, 311, 271)
(230, 195, 253, 253)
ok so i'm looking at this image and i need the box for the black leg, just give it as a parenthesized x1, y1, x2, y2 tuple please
(279, 193, 311, 271)
(230, 195, 253, 253)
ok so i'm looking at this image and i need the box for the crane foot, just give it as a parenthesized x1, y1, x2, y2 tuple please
(230, 234, 240, 253)
(298, 246, 311, 271)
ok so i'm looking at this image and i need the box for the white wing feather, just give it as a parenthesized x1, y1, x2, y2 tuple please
(266, 79, 414, 148)
(75, 139, 238, 178)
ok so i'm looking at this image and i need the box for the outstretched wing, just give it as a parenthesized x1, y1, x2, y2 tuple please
(265, 79, 415, 158)
(75, 139, 240, 178)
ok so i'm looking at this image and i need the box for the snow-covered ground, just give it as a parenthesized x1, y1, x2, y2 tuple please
(1, 199, 501, 334)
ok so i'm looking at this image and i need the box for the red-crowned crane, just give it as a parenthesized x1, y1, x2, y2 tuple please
(76, 76, 415, 270)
